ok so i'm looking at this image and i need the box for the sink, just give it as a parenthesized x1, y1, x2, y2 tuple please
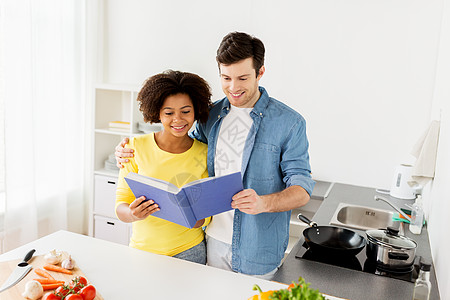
(330, 203, 400, 231)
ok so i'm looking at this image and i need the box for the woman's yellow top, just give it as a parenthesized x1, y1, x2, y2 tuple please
(115, 133, 209, 256)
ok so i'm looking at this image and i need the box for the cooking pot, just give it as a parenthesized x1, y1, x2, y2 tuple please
(366, 226, 417, 269)
(297, 213, 366, 256)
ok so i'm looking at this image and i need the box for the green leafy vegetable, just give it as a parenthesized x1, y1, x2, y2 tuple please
(269, 277, 325, 300)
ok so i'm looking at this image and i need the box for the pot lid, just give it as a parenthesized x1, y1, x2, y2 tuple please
(366, 226, 417, 249)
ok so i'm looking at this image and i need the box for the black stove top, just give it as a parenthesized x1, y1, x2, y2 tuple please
(295, 241, 419, 283)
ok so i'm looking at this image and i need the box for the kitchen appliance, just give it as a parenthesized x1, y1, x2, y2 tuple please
(295, 240, 420, 283)
(389, 164, 417, 200)
(366, 226, 417, 270)
(297, 214, 366, 256)
(0, 249, 35, 293)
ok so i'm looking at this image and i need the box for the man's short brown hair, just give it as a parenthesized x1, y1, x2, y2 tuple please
(216, 32, 265, 75)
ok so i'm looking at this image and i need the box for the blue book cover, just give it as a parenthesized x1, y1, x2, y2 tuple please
(124, 172, 243, 228)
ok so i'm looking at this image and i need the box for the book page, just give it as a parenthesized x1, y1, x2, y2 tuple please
(182, 172, 241, 188)
(184, 172, 243, 220)
(125, 172, 179, 193)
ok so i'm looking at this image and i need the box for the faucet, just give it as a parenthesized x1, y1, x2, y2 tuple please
(374, 196, 412, 222)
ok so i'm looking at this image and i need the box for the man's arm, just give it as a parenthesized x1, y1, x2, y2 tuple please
(231, 186, 309, 214)
(232, 114, 314, 215)
(116, 121, 207, 169)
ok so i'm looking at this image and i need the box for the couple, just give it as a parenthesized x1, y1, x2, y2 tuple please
(115, 31, 315, 280)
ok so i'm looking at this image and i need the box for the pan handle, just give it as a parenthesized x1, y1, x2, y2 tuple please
(297, 213, 317, 227)
(388, 252, 410, 261)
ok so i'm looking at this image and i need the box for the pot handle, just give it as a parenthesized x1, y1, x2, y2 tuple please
(388, 252, 409, 260)
(297, 213, 317, 227)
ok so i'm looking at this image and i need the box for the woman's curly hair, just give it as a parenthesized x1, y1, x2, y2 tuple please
(137, 70, 212, 124)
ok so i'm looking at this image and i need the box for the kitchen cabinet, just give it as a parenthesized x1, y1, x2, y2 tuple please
(90, 84, 161, 244)
(94, 174, 118, 219)
(93, 174, 131, 245)
(94, 215, 131, 245)
(93, 84, 141, 177)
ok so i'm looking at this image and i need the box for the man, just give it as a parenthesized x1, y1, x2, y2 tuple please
(115, 32, 315, 279)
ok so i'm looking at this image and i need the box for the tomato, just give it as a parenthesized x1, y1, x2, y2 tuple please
(55, 285, 71, 297)
(68, 276, 88, 293)
(68, 283, 81, 293)
(79, 284, 96, 300)
(66, 294, 83, 300)
(60, 276, 87, 294)
(42, 292, 62, 300)
(72, 276, 88, 287)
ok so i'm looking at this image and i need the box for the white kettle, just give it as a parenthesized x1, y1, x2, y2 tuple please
(389, 164, 417, 200)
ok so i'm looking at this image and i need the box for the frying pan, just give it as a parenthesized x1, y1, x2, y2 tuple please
(297, 213, 366, 256)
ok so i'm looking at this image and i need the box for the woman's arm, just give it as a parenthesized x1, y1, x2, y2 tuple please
(116, 196, 160, 223)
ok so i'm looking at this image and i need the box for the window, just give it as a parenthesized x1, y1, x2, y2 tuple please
(0, 63, 4, 237)
(0, 60, 4, 215)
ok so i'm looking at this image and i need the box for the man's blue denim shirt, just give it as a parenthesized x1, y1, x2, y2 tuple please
(191, 86, 315, 275)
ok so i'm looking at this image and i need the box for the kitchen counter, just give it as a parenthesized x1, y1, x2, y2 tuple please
(274, 183, 441, 300)
(0, 230, 289, 300)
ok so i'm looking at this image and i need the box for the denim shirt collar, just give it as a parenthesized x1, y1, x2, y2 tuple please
(250, 86, 270, 118)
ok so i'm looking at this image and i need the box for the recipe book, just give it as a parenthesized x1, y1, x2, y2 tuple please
(124, 172, 243, 228)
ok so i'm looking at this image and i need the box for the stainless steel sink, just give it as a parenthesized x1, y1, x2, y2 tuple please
(330, 203, 400, 231)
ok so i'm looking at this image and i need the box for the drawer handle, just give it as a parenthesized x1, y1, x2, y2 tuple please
(107, 181, 116, 185)
(107, 222, 115, 226)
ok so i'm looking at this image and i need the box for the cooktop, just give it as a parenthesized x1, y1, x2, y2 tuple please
(295, 241, 419, 283)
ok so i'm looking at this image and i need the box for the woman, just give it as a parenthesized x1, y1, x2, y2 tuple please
(115, 70, 212, 264)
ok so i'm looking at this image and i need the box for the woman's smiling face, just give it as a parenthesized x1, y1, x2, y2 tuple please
(159, 93, 195, 138)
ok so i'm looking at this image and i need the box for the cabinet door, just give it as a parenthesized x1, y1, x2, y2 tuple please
(94, 174, 118, 218)
(94, 215, 130, 245)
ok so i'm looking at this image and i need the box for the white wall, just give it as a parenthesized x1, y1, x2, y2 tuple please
(98, 0, 449, 297)
(102, 0, 442, 189)
(427, 0, 450, 298)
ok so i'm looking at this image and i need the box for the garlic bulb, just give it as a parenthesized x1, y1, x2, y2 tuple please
(61, 255, 75, 270)
(44, 249, 62, 265)
(22, 280, 43, 300)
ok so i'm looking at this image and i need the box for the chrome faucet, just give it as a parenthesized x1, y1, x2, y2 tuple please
(374, 196, 412, 222)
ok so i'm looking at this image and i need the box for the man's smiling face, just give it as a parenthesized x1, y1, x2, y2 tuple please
(219, 57, 265, 108)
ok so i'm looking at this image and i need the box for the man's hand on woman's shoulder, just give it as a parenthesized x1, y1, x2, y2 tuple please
(115, 137, 134, 168)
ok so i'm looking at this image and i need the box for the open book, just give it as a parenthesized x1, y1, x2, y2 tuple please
(124, 172, 243, 228)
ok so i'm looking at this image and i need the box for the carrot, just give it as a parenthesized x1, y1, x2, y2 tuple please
(43, 263, 73, 275)
(41, 283, 64, 290)
(33, 278, 65, 285)
(34, 268, 55, 280)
